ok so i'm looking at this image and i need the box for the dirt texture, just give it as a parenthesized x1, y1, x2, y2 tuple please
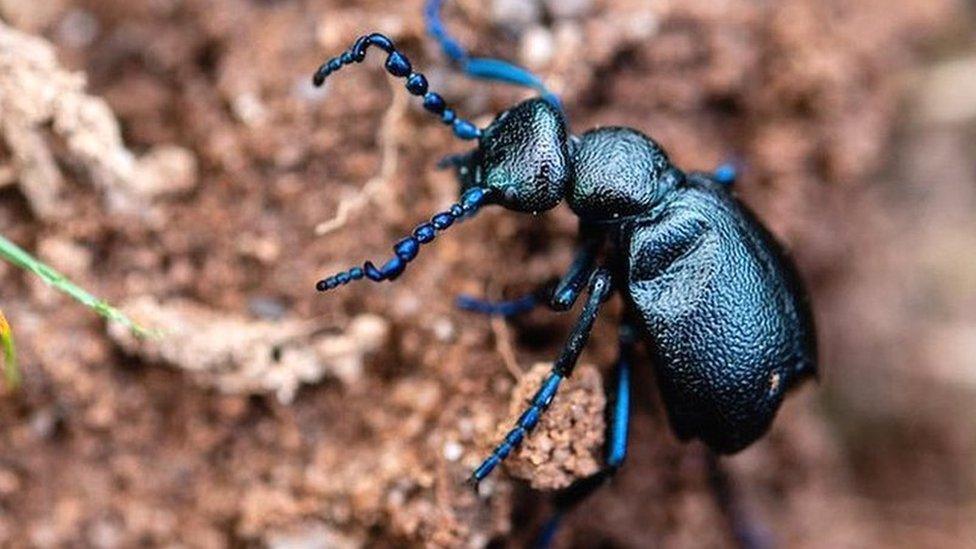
(0, 0, 974, 547)
(501, 363, 605, 491)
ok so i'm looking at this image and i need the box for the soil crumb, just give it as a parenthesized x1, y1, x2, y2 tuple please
(500, 363, 606, 491)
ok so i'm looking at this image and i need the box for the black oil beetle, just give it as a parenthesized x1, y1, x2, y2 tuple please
(311, 7, 817, 545)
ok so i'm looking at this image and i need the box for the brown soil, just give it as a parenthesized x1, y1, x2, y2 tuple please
(1, 0, 974, 547)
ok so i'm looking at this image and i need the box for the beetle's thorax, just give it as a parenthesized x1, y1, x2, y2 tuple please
(567, 127, 680, 223)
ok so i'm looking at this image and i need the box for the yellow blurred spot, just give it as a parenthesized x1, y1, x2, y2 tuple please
(0, 308, 20, 390)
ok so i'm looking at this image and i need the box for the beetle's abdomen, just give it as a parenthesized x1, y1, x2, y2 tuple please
(624, 178, 816, 453)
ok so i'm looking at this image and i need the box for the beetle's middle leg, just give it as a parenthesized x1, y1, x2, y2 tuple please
(469, 268, 612, 485)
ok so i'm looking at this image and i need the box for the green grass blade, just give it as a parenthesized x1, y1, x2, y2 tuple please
(0, 308, 19, 390)
(0, 234, 153, 338)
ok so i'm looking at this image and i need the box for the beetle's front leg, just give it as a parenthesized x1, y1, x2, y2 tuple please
(535, 324, 635, 548)
(455, 280, 557, 317)
(469, 268, 613, 485)
(456, 228, 604, 316)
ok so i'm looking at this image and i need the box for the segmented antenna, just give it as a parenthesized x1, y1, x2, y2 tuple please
(316, 187, 491, 292)
(313, 33, 482, 141)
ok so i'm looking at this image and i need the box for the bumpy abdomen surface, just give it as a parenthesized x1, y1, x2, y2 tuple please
(624, 180, 816, 453)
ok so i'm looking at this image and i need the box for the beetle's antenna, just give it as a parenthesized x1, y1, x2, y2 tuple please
(316, 187, 491, 292)
(424, 0, 563, 111)
(313, 33, 482, 141)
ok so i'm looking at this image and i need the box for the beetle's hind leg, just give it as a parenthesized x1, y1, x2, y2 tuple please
(708, 453, 775, 549)
(533, 325, 635, 548)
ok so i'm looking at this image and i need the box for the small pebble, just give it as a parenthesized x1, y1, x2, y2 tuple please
(443, 440, 464, 462)
(432, 317, 455, 342)
(491, 0, 540, 28)
(544, 0, 592, 19)
(29, 408, 59, 439)
(387, 488, 406, 507)
(293, 76, 329, 103)
(248, 297, 288, 320)
(457, 418, 475, 438)
(232, 92, 268, 126)
(56, 9, 100, 48)
(520, 26, 555, 68)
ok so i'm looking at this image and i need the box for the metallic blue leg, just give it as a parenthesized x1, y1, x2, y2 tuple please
(469, 269, 613, 485)
(456, 292, 542, 317)
(457, 231, 602, 317)
(605, 329, 633, 470)
(463, 58, 563, 111)
(424, 0, 563, 111)
(534, 327, 634, 548)
(548, 233, 602, 311)
(713, 162, 738, 186)
(313, 33, 482, 141)
(707, 453, 776, 549)
(424, 0, 468, 64)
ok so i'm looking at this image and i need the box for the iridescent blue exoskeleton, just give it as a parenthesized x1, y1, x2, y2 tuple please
(312, 2, 817, 547)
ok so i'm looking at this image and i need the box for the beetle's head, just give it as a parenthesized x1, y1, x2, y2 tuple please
(461, 98, 571, 214)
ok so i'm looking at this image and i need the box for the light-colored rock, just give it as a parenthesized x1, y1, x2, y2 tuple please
(108, 296, 389, 402)
(0, 21, 198, 219)
(491, 0, 540, 28)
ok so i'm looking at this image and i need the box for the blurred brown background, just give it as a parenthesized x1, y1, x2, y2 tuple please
(0, 0, 974, 547)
